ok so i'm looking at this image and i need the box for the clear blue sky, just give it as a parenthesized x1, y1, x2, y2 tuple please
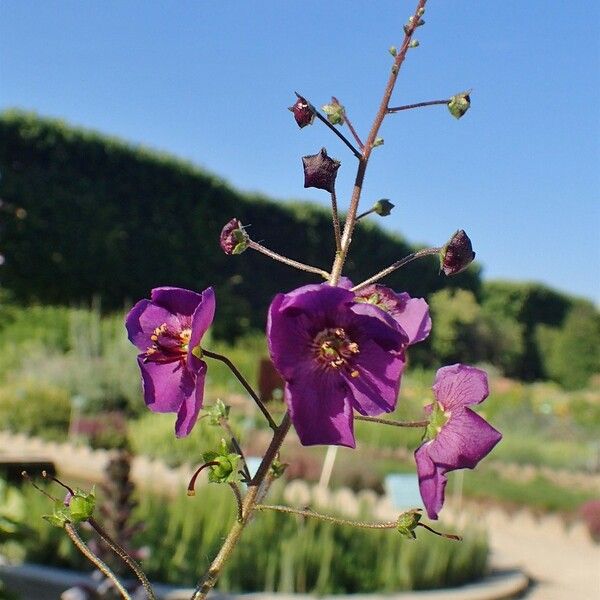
(1, 1, 599, 302)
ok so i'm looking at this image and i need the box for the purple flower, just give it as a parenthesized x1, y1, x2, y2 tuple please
(288, 94, 315, 128)
(440, 230, 475, 275)
(415, 364, 502, 519)
(353, 284, 431, 346)
(267, 284, 409, 448)
(126, 287, 215, 437)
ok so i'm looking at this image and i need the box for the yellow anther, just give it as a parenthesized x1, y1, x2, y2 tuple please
(350, 369, 360, 378)
(348, 342, 359, 354)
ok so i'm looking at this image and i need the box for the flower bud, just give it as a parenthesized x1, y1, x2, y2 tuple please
(373, 199, 394, 216)
(448, 91, 471, 119)
(207, 399, 230, 426)
(373, 137, 384, 147)
(396, 508, 422, 539)
(302, 148, 341, 193)
(409, 39, 420, 48)
(68, 487, 96, 522)
(203, 440, 241, 484)
(288, 94, 315, 128)
(389, 46, 397, 57)
(440, 230, 475, 275)
(220, 218, 249, 255)
(321, 98, 345, 126)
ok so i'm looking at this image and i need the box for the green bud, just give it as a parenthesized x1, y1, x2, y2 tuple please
(203, 440, 241, 484)
(373, 199, 394, 216)
(373, 137, 384, 147)
(396, 508, 422, 539)
(389, 46, 397, 57)
(417, 7, 425, 16)
(448, 92, 471, 119)
(270, 459, 288, 479)
(322, 99, 345, 126)
(68, 487, 96, 522)
(207, 399, 230, 426)
(409, 40, 420, 48)
(43, 500, 71, 528)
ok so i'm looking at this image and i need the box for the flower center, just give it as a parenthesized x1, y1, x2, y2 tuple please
(313, 327, 360, 375)
(144, 323, 192, 362)
(424, 401, 451, 441)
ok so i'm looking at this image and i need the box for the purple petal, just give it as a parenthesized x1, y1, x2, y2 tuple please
(125, 300, 178, 351)
(394, 295, 431, 345)
(349, 302, 409, 348)
(267, 293, 315, 377)
(188, 287, 216, 352)
(433, 364, 489, 410)
(175, 362, 206, 437)
(278, 284, 354, 317)
(151, 287, 203, 318)
(415, 443, 448, 520)
(336, 277, 354, 289)
(137, 356, 195, 413)
(429, 408, 502, 469)
(344, 340, 405, 415)
(285, 363, 355, 447)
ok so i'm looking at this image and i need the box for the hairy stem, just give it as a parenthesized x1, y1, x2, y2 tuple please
(228, 482, 244, 522)
(248, 240, 330, 279)
(64, 523, 132, 600)
(388, 98, 450, 113)
(312, 108, 362, 159)
(329, 0, 428, 286)
(88, 517, 157, 600)
(355, 415, 429, 428)
(255, 504, 397, 530)
(202, 349, 277, 430)
(351, 247, 440, 292)
(330, 187, 342, 253)
(191, 412, 292, 600)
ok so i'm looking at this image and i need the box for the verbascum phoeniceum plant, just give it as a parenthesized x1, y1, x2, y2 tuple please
(25, 2, 501, 598)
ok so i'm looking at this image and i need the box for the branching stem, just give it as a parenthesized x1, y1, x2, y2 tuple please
(388, 98, 450, 113)
(351, 247, 440, 292)
(329, 0, 428, 285)
(202, 349, 277, 430)
(355, 415, 429, 428)
(255, 504, 397, 530)
(88, 517, 158, 600)
(64, 523, 132, 600)
(248, 240, 330, 279)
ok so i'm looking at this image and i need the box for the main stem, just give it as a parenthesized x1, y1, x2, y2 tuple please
(191, 412, 291, 600)
(329, 0, 427, 286)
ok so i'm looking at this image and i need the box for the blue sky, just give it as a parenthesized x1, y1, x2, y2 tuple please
(1, 1, 598, 302)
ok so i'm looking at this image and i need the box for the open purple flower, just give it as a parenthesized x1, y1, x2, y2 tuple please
(267, 284, 409, 448)
(126, 287, 215, 438)
(415, 364, 502, 519)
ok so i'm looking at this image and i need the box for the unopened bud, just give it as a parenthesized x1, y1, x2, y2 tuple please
(302, 148, 341, 193)
(373, 199, 394, 216)
(440, 230, 475, 275)
(207, 399, 230, 426)
(68, 488, 96, 522)
(409, 40, 420, 48)
(397, 509, 422, 539)
(448, 91, 471, 119)
(289, 94, 315, 128)
(321, 97, 345, 126)
(220, 218, 249, 255)
(373, 137, 384, 147)
(203, 440, 242, 484)
(389, 46, 397, 57)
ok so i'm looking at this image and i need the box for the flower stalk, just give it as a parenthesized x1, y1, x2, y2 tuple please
(202, 349, 278, 430)
(387, 98, 450, 113)
(355, 415, 429, 428)
(329, 0, 428, 285)
(351, 247, 440, 292)
(248, 240, 330, 279)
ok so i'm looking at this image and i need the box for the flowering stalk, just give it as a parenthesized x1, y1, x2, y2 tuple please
(248, 240, 330, 279)
(387, 98, 450, 113)
(351, 247, 440, 292)
(191, 412, 292, 600)
(355, 415, 429, 428)
(330, 187, 342, 253)
(254, 504, 397, 530)
(329, 0, 428, 285)
(228, 482, 244, 522)
(202, 349, 277, 430)
(64, 523, 132, 600)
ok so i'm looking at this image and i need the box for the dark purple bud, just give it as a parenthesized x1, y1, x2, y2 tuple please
(220, 218, 249, 255)
(288, 94, 315, 128)
(440, 230, 475, 275)
(302, 148, 341, 193)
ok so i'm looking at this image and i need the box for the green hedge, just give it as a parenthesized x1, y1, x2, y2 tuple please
(0, 110, 479, 340)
